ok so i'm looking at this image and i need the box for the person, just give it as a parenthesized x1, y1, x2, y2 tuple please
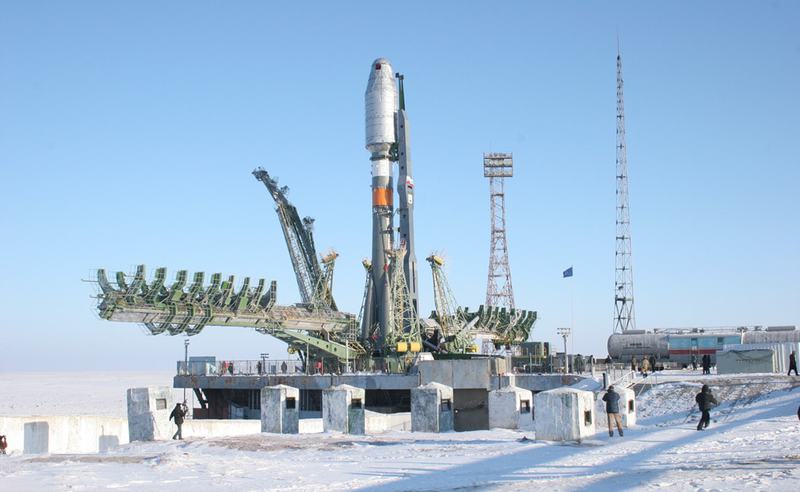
(631, 356, 638, 372)
(691, 353, 698, 371)
(228, 361, 235, 375)
(574, 354, 585, 374)
(256, 361, 263, 375)
(649, 355, 656, 372)
(169, 402, 186, 440)
(280, 361, 288, 373)
(788, 351, 798, 376)
(602, 385, 624, 437)
(315, 360, 323, 375)
(702, 354, 711, 375)
(695, 384, 718, 431)
(0, 435, 7, 455)
(641, 356, 651, 376)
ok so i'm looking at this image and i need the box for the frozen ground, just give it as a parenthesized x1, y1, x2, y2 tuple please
(1, 372, 799, 491)
(0, 371, 176, 417)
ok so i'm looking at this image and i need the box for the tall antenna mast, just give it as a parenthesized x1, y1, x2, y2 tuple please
(484, 152, 515, 310)
(614, 50, 636, 333)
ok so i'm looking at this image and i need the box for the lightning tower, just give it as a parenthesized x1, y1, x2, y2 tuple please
(484, 153, 515, 310)
(614, 50, 636, 333)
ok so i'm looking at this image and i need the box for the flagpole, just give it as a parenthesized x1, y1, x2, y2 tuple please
(569, 271, 574, 355)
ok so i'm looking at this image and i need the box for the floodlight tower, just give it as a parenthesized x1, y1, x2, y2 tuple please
(484, 153, 515, 310)
(613, 50, 636, 333)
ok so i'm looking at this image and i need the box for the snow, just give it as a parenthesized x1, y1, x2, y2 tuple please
(0, 372, 177, 418)
(1, 372, 800, 491)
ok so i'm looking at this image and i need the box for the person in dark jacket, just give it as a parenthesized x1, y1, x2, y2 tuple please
(169, 403, 186, 440)
(701, 354, 711, 375)
(691, 353, 698, 371)
(0, 435, 7, 454)
(788, 351, 798, 376)
(695, 384, 718, 430)
(602, 385, 624, 437)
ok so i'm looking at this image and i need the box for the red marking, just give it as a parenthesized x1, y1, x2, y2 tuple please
(669, 349, 716, 355)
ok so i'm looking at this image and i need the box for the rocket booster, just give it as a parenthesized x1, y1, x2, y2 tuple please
(363, 58, 419, 351)
(365, 58, 397, 350)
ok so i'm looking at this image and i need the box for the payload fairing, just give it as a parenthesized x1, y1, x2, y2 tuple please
(362, 58, 418, 352)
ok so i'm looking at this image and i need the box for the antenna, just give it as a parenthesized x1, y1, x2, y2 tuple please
(614, 51, 636, 333)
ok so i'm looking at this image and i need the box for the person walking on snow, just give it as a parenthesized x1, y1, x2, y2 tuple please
(169, 403, 186, 440)
(788, 351, 798, 376)
(602, 385, 624, 437)
(702, 354, 711, 375)
(695, 384, 718, 431)
(691, 353, 698, 371)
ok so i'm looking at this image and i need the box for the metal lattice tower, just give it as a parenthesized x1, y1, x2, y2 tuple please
(614, 51, 636, 333)
(484, 153, 515, 310)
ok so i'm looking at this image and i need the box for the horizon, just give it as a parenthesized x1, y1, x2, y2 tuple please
(1, 1, 798, 371)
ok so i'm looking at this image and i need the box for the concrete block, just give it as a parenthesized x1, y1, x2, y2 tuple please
(322, 384, 365, 434)
(127, 386, 174, 441)
(411, 382, 454, 433)
(452, 359, 491, 389)
(364, 411, 412, 433)
(534, 387, 596, 442)
(23, 421, 49, 454)
(261, 384, 300, 434)
(181, 419, 261, 438)
(595, 387, 636, 429)
(489, 385, 534, 430)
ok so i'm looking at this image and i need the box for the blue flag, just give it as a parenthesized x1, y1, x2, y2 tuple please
(563, 267, 573, 278)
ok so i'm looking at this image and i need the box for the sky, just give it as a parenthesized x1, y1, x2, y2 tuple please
(0, 1, 798, 371)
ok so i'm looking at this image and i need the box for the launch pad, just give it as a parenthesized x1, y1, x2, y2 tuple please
(93, 58, 537, 376)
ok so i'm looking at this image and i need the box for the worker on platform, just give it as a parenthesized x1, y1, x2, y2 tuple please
(281, 361, 288, 373)
(695, 384, 718, 431)
(602, 385, 624, 437)
(788, 351, 798, 376)
(169, 402, 186, 440)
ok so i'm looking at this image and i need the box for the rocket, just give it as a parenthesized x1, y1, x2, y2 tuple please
(362, 58, 418, 352)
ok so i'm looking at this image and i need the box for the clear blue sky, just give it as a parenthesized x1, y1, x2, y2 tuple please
(1, 1, 797, 371)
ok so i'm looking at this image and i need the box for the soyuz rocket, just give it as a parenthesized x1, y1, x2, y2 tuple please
(361, 58, 418, 352)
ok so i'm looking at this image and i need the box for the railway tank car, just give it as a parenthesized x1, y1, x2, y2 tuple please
(607, 326, 799, 365)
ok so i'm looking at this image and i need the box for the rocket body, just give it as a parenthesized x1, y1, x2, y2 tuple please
(365, 58, 397, 350)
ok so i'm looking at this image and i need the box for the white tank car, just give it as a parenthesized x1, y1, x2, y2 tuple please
(607, 326, 799, 364)
(743, 326, 800, 344)
(606, 331, 669, 362)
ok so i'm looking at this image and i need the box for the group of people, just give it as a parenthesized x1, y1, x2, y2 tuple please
(690, 353, 713, 374)
(602, 383, 721, 436)
(630, 355, 657, 376)
(572, 354, 593, 374)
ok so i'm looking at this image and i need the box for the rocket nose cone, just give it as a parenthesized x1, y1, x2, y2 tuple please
(371, 58, 392, 72)
(368, 58, 394, 83)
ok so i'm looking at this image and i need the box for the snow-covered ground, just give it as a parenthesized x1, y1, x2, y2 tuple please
(0, 372, 176, 417)
(1, 372, 799, 491)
